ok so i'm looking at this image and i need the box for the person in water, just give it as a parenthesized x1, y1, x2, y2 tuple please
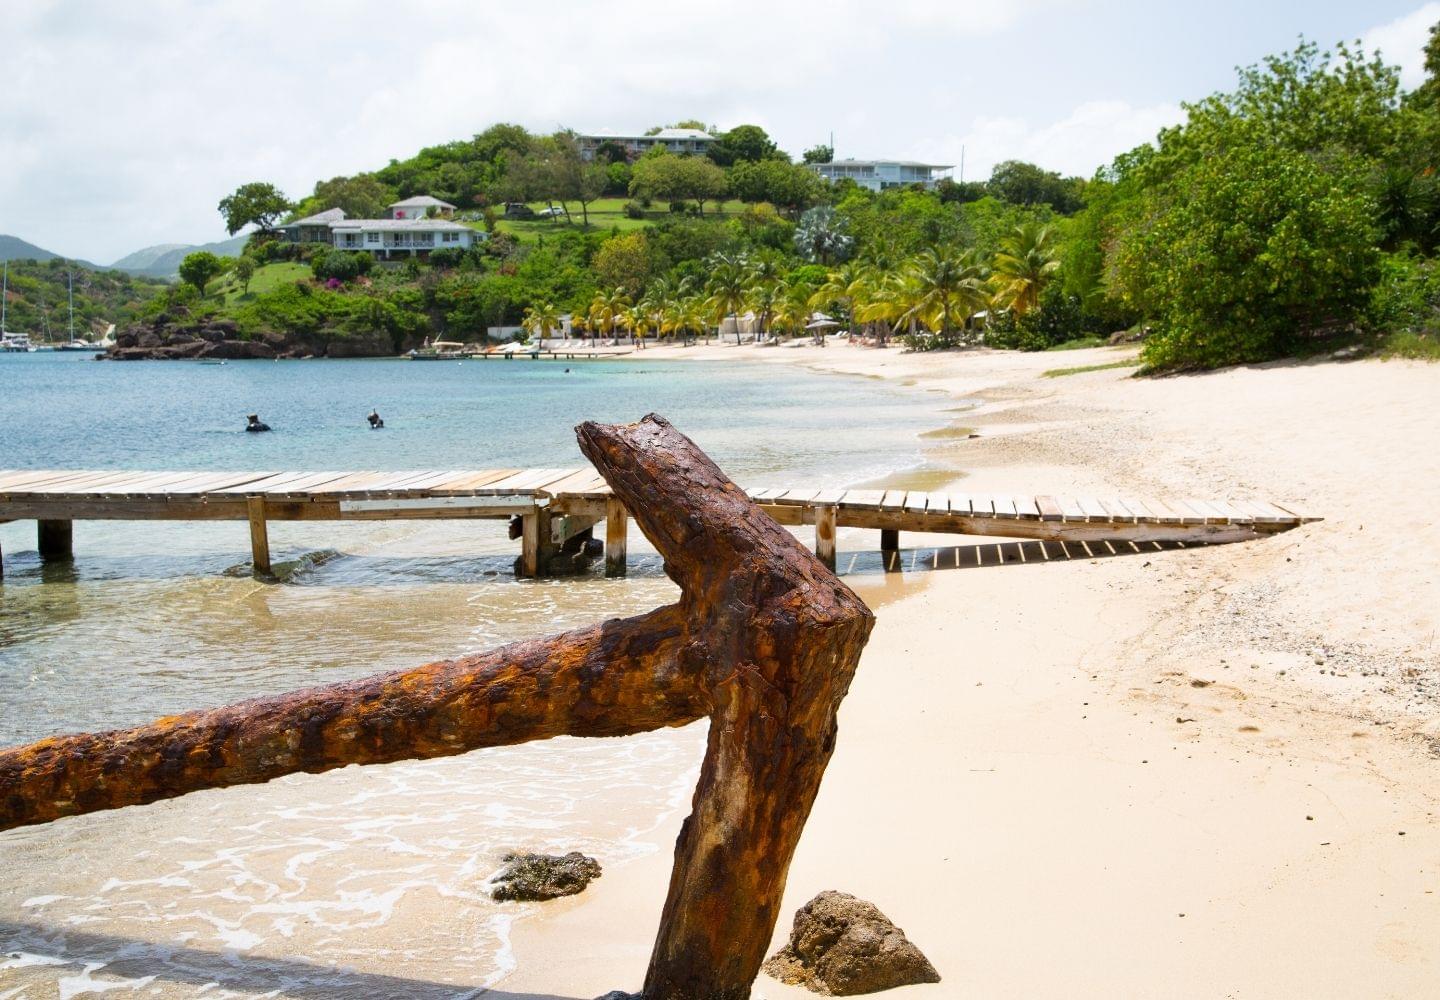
(367, 409, 384, 429)
(245, 413, 271, 433)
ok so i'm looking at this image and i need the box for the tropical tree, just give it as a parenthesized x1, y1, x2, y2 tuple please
(704, 255, 751, 345)
(809, 260, 867, 330)
(746, 279, 782, 340)
(587, 286, 631, 346)
(217, 182, 292, 236)
(896, 248, 990, 342)
(794, 205, 854, 264)
(990, 222, 1060, 316)
(522, 300, 561, 346)
(232, 256, 256, 295)
(178, 251, 225, 297)
(770, 282, 815, 341)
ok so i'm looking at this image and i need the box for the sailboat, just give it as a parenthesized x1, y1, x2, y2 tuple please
(56, 268, 100, 351)
(1, 260, 36, 352)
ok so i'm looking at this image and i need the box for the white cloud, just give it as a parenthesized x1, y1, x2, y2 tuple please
(913, 100, 1184, 183)
(1363, 2, 1439, 90)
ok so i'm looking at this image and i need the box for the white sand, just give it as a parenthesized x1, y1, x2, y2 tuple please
(500, 343, 1440, 998)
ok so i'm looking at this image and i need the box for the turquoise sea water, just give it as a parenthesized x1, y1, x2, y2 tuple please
(0, 351, 937, 480)
(0, 350, 945, 997)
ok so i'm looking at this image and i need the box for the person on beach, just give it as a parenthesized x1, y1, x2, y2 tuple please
(245, 413, 270, 433)
(367, 409, 384, 429)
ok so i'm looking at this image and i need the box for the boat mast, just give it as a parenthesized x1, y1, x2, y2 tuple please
(68, 268, 75, 344)
(2, 260, 8, 335)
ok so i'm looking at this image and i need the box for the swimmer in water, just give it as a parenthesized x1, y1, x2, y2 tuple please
(367, 409, 384, 429)
(245, 413, 271, 433)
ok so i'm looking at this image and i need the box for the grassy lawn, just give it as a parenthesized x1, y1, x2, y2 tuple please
(211, 261, 311, 308)
(1044, 335, 1108, 351)
(1041, 359, 1139, 378)
(490, 197, 750, 244)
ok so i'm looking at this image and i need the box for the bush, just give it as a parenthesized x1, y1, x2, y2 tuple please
(623, 201, 646, 220)
(311, 249, 366, 282)
(1112, 139, 1381, 370)
(428, 247, 466, 269)
(1368, 253, 1440, 336)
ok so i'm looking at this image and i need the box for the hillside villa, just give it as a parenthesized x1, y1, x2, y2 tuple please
(577, 128, 717, 161)
(805, 158, 952, 190)
(280, 196, 480, 257)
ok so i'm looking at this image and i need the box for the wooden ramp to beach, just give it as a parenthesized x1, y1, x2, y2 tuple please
(0, 467, 1320, 579)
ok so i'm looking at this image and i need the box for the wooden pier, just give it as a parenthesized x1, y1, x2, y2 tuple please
(0, 467, 1320, 579)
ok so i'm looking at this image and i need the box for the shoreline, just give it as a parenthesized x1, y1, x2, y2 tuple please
(499, 342, 1440, 998)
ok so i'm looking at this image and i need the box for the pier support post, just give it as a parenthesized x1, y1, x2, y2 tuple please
(814, 504, 837, 571)
(605, 496, 628, 578)
(881, 527, 900, 572)
(246, 496, 271, 576)
(37, 520, 73, 562)
(519, 506, 552, 578)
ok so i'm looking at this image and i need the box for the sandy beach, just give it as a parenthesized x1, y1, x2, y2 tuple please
(497, 342, 1440, 998)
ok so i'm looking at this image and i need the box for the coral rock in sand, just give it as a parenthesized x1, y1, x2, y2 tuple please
(490, 851, 602, 902)
(763, 891, 940, 995)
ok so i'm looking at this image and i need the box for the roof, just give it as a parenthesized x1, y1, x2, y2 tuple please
(389, 195, 458, 209)
(808, 159, 954, 170)
(331, 218, 473, 232)
(580, 128, 716, 142)
(284, 207, 347, 227)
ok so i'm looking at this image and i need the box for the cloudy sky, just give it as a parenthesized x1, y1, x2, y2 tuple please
(4, 0, 1436, 264)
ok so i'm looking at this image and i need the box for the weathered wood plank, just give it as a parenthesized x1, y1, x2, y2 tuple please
(839, 489, 885, 508)
(1035, 495, 1064, 521)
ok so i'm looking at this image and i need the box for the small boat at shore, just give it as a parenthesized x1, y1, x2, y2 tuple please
(55, 269, 100, 351)
(407, 339, 469, 360)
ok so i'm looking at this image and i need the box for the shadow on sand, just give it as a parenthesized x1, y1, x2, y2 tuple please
(0, 920, 598, 1000)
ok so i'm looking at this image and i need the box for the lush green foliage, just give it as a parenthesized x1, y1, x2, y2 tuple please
(173, 22, 1440, 365)
(178, 251, 225, 296)
(217, 182, 293, 235)
(0, 258, 167, 337)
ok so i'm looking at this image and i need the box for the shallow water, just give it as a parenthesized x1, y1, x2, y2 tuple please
(0, 351, 946, 997)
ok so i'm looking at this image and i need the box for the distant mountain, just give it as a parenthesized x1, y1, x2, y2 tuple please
(0, 234, 99, 269)
(110, 234, 250, 279)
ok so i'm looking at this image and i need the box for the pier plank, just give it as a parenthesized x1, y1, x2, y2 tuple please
(902, 492, 930, 515)
(1012, 495, 1042, 519)
(1035, 496, 1064, 521)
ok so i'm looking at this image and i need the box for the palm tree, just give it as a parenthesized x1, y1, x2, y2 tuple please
(990, 222, 1059, 317)
(809, 260, 867, 334)
(570, 310, 590, 346)
(588, 286, 631, 346)
(623, 304, 651, 348)
(769, 282, 813, 341)
(746, 279, 782, 341)
(705, 258, 750, 345)
(897, 248, 989, 342)
(521, 301, 561, 347)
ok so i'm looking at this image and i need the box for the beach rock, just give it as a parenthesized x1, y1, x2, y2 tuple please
(198, 339, 277, 360)
(325, 328, 392, 358)
(763, 891, 939, 995)
(490, 851, 601, 902)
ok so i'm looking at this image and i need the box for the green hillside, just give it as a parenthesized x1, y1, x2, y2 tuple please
(1, 258, 168, 339)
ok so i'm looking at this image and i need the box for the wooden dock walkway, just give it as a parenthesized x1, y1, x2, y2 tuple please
(0, 468, 1320, 579)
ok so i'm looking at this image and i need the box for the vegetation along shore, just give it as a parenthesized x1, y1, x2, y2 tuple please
(2, 28, 1424, 366)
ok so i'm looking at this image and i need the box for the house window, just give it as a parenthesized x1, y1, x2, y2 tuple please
(442, 231, 459, 243)
(366, 232, 380, 245)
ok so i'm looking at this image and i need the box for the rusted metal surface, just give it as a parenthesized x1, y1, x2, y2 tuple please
(0, 414, 875, 1000)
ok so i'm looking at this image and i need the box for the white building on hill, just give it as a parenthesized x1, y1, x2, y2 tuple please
(806, 159, 953, 191)
(279, 197, 480, 257)
(577, 128, 717, 161)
